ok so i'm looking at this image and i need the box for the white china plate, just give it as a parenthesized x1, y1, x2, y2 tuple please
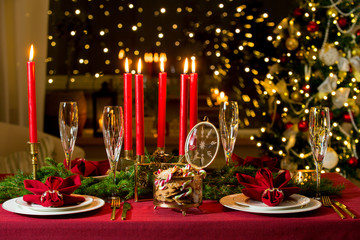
(15, 195, 94, 212)
(220, 194, 321, 214)
(2, 195, 104, 216)
(233, 193, 310, 210)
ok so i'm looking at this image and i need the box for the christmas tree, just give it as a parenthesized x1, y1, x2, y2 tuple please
(254, 0, 360, 178)
(183, 0, 273, 128)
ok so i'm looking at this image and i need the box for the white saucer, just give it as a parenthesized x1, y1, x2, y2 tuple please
(220, 194, 321, 214)
(2, 195, 104, 216)
(15, 195, 93, 212)
(233, 193, 310, 210)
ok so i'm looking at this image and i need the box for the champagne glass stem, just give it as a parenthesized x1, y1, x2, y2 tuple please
(315, 161, 323, 200)
(225, 152, 231, 166)
(112, 165, 117, 185)
(65, 152, 71, 170)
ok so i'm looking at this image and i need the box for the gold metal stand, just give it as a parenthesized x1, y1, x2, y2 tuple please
(28, 142, 39, 180)
(124, 150, 133, 160)
(136, 155, 145, 164)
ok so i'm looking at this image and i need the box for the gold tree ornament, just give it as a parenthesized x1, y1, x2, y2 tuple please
(285, 37, 299, 51)
(351, 47, 360, 56)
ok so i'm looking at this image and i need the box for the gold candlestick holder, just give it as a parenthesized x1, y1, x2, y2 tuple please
(124, 150, 133, 160)
(28, 142, 39, 180)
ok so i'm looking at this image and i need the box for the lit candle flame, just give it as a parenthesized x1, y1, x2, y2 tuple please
(125, 58, 129, 73)
(137, 58, 142, 74)
(29, 44, 34, 61)
(118, 49, 125, 59)
(191, 57, 196, 73)
(160, 58, 165, 72)
(183, 58, 188, 74)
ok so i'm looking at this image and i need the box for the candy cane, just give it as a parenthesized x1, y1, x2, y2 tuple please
(165, 173, 173, 183)
(180, 180, 193, 191)
(184, 172, 195, 177)
(174, 187, 193, 200)
(198, 169, 206, 179)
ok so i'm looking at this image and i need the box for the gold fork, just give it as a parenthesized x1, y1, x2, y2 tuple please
(110, 197, 121, 221)
(321, 196, 345, 219)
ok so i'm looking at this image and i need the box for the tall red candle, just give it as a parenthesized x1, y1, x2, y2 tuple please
(27, 45, 38, 143)
(189, 58, 198, 131)
(135, 59, 144, 156)
(179, 58, 189, 156)
(124, 58, 132, 151)
(157, 58, 167, 148)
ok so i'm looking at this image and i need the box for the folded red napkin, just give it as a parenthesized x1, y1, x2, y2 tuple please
(232, 154, 279, 172)
(236, 168, 299, 206)
(23, 175, 85, 207)
(64, 158, 110, 177)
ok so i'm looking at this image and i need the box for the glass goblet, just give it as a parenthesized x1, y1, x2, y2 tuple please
(102, 106, 124, 185)
(219, 101, 239, 165)
(59, 102, 78, 170)
(309, 106, 330, 200)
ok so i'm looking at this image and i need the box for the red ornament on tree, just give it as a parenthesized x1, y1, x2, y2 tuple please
(329, 111, 333, 120)
(307, 21, 319, 32)
(348, 157, 358, 167)
(343, 112, 352, 123)
(293, 8, 304, 17)
(356, 29, 360, 36)
(337, 17, 347, 28)
(298, 120, 308, 132)
(285, 122, 294, 130)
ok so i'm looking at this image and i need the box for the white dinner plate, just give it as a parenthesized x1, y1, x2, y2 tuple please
(220, 194, 321, 214)
(2, 195, 105, 216)
(15, 195, 94, 212)
(233, 193, 310, 210)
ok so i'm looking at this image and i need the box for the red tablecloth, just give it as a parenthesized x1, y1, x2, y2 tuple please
(1, 173, 360, 240)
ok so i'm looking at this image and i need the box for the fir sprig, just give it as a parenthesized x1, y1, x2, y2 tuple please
(0, 158, 344, 203)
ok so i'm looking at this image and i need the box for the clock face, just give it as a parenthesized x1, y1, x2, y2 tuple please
(185, 121, 220, 169)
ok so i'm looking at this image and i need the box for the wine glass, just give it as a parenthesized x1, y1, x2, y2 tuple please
(102, 106, 124, 186)
(59, 102, 78, 170)
(219, 101, 239, 165)
(309, 106, 330, 200)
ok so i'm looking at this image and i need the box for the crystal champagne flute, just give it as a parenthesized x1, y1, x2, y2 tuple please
(59, 102, 78, 170)
(219, 101, 239, 165)
(309, 106, 330, 200)
(102, 106, 124, 185)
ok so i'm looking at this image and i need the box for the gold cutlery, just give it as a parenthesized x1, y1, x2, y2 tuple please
(321, 196, 345, 219)
(333, 200, 357, 219)
(121, 202, 131, 220)
(110, 197, 121, 221)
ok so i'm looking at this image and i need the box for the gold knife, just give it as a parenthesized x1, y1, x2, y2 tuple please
(121, 202, 131, 220)
(333, 200, 357, 219)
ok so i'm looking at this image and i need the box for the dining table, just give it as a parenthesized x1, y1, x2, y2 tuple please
(1, 173, 360, 240)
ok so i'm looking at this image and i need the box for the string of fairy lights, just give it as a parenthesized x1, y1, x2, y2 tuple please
(251, 0, 360, 175)
(46, 0, 275, 128)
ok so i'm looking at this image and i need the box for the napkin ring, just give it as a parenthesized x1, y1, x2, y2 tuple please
(262, 188, 283, 197)
(40, 190, 63, 202)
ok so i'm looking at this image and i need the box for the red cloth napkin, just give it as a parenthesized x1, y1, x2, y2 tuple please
(23, 175, 85, 207)
(65, 158, 110, 177)
(236, 168, 300, 206)
(232, 154, 279, 172)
